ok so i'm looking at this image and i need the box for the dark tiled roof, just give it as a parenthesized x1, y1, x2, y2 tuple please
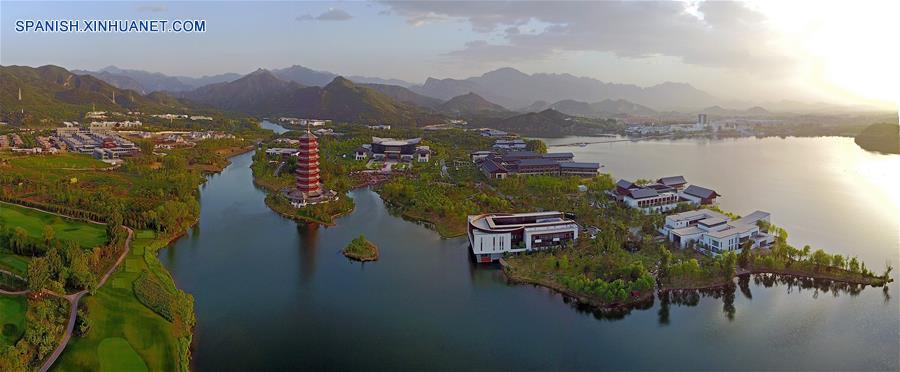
(559, 161, 599, 170)
(646, 183, 675, 192)
(657, 176, 687, 186)
(503, 151, 539, 160)
(481, 158, 508, 174)
(616, 179, 634, 189)
(683, 185, 719, 199)
(517, 158, 559, 167)
(543, 152, 575, 160)
(629, 188, 659, 199)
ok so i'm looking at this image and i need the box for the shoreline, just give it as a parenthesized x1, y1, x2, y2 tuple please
(502, 254, 891, 312)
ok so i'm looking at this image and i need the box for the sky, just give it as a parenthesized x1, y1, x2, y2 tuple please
(1, 1, 897, 109)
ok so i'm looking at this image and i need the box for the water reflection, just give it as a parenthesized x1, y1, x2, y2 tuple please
(296, 222, 320, 284)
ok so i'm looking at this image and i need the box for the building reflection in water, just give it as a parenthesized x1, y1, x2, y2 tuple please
(296, 222, 320, 284)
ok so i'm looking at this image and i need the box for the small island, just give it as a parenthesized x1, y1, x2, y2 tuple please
(343, 235, 379, 262)
(854, 123, 899, 154)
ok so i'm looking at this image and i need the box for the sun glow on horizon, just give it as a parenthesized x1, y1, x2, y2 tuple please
(754, 1, 899, 108)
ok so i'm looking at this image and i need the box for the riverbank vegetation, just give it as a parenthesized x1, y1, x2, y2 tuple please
(342, 235, 379, 262)
(0, 137, 252, 369)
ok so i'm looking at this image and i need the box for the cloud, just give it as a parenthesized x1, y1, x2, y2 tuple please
(297, 8, 353, 22)
(381, 1, 797, 74)
(137, 4, 167, 12)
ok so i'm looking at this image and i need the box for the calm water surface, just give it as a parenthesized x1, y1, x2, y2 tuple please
(160, 135, 899, 370)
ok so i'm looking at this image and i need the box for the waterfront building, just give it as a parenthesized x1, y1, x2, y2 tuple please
(617, 180, 681, 213)
(493, 139, 527, 151)
(476, 151, 599, 178)
(284, 129, 337, 207)
(680, 185, 721, 205)
(656, 176, 688, 191)
(660, 209, 774, 254)
(468, 211, 579, 263)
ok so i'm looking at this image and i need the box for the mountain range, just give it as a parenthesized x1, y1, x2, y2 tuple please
(409, 67, 718, 110)
(179, 69, 438, 125)
(75, 65, 724, 111)
(0, 65, 199, 123)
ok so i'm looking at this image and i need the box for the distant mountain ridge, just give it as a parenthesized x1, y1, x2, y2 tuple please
(520, 98, 657, 117)
(180, 70, 433, 125)
(411, 67, 718, 110)
(439, 92, 508, 115)
(73, 65, 243, 93)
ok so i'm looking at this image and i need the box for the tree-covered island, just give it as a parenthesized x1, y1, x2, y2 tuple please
(342, 235, 379, 262)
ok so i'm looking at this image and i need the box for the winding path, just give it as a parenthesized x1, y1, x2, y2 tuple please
(36, 226, 133, 372)
(0, 201, 133, 372)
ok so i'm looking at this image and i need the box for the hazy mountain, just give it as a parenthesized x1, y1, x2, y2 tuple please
(489, 109, 620, 137)
(74, 66, 242, 92)
(0, 65, 197, 123)
(519, 98, 657, 117)
(439, 92, 508, 115)
(412, 67, 718, 110)
(271, 65, 336, 86)
(270, 65, 415, 88)
(591, 99, 657, 116)
(361, 83, 443, 110)
(182, 71, 431, 125)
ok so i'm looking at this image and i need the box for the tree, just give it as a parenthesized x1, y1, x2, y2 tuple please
(848, 257, 860, 273)
(525, 139, 547, 154)
(831, 254, 845, 270)
(811, 249, 831, 269)
(27, 257, 51, 293)
(41, 225, 55, 250)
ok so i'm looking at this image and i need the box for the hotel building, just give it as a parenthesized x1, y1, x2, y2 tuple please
(660, 209, 774, 254)
(467, 211, 579, 263)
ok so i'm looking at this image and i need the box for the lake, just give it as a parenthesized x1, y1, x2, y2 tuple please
(160, 134, 899, 370)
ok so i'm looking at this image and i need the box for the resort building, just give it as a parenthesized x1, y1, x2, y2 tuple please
(467, 211, 579, 263)
(492, 139, 527, 151)
(284, 130, 337, 207)
(657, 176, 688, 191)
(477, 151, 599, 178)
(361, 137, 432, 162)
(470, 150, 494, 162)
(660, 209, 774, 254)
(614, 177, 718, 212)
(679, 185, 721, 205)
(370, 137, 421, 161)
(479, 128, 509, 137)
(265, 148, 300, 158)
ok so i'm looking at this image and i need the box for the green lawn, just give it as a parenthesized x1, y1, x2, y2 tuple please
(0, 203, 108, 249)
(97, 338, 149, 372)
(0, 252, 30, 276)
(53, 231, 187, 372)
(0, 296, 26, 347)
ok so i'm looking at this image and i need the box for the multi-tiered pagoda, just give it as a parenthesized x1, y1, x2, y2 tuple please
(285, 129, 336, 207)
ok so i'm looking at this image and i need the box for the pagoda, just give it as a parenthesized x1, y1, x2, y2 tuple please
(285, 127, 336, 207)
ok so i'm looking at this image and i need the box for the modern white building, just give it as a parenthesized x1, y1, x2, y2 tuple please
(661, 209, 774, 254)
(468, 211, 579, 263)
